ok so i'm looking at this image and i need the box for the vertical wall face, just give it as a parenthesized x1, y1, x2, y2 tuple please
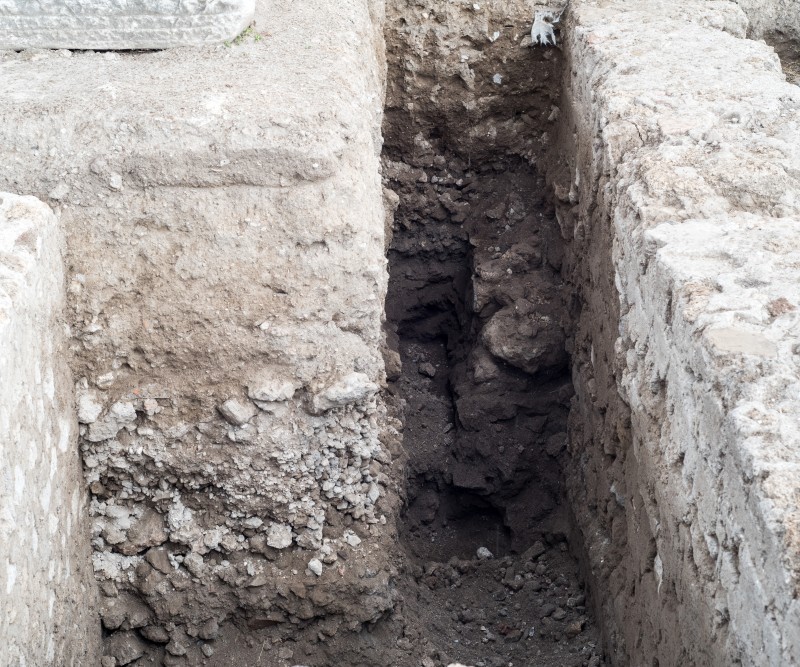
(0, 2, 395, 660)
(0, 193, 100, 665)
(555, 1, 800, 665)
(733, 0, 800, 41)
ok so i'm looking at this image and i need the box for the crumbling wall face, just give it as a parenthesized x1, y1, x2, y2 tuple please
(555, 2, 800, 666)
(0, 1, 396, 658)
(0, 193, 100, 666)
(733, 0, 800, 41)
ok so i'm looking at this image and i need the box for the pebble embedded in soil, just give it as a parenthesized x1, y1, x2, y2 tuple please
(419, 362, 437, 377)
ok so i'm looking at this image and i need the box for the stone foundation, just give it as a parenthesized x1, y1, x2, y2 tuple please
(0, 193, 100, 666)
(554, 1, 800, 664)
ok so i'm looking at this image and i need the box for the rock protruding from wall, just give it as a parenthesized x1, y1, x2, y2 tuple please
(0, 0, 254, 50)
(0, 1, 394, 661)
(0, 193, 100, 665)
(734, 0, 800, 42)
(555, 1, 800, 665)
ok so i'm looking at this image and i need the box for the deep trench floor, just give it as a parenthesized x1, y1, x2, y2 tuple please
(383, 341, 606, 667)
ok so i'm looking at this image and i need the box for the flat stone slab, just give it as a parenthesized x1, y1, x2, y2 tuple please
(0, 0, 254, 50)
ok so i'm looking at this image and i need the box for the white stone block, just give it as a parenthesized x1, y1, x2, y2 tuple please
(0, 0, 254, 50)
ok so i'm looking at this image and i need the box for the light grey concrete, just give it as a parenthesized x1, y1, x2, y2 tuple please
(0, 193, 100, 666)
(559, 1, 800, 664)
(0, 0, 254, 50)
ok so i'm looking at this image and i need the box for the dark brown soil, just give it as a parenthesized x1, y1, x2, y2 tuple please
(379, 150, 606, 667)
(187, 151, 606, 667)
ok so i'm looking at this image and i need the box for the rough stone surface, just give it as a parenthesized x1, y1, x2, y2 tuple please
(554, 1, 800, 665)
(734, 0, 800, 42)
(0, 193, 100, 665)
(0, 0, 396, 657)
(0, 0, 254, 50)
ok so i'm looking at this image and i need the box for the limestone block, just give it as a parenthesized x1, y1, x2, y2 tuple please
(560, 2, 800, 664)
(0, 0, 254, 50)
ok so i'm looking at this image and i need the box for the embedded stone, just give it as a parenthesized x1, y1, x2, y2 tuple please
(120, 508, 168, 555)
(247, 371, 297, 402)
(311, 372, 378, 413)
(140, 625, 170, 644)
(86, 401, 137, 442)
(218, 398, 257, 426)
(77, 390, 104, 424)
(266, 523, 293, 549)
(104, 631, 145, 666)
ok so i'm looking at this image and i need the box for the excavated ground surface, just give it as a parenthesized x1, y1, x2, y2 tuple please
(201, 2, 608, 664)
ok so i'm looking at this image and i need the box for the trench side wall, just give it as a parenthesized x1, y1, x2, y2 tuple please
(555, 2, 800, 666)
(0, 0, 395, 648)
(0, 193, 100, 666)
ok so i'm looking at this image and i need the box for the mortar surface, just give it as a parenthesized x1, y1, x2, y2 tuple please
(554, 1, 800, 664)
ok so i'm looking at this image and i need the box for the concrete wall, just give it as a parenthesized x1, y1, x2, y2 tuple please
(0, 193, 100, 665)
(556, 1, 800, 665)
(734, 0, 800, 41)
(0, 1, 394, 660)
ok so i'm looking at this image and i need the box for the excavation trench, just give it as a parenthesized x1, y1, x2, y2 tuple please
(380, 150, 606, 667)
(375, 1, 606, 664)
(6, 1, 800, 665)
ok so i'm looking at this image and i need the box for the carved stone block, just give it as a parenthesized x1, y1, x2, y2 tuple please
(0, 1, 254, 50)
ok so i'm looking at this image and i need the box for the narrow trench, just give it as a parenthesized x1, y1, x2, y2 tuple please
(380, 147, 605, 667)
(373, 2, 607, 661)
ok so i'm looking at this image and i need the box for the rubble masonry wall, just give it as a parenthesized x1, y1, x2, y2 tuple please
(557, 1, 800, 665)
(0, 193, 100, 666)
